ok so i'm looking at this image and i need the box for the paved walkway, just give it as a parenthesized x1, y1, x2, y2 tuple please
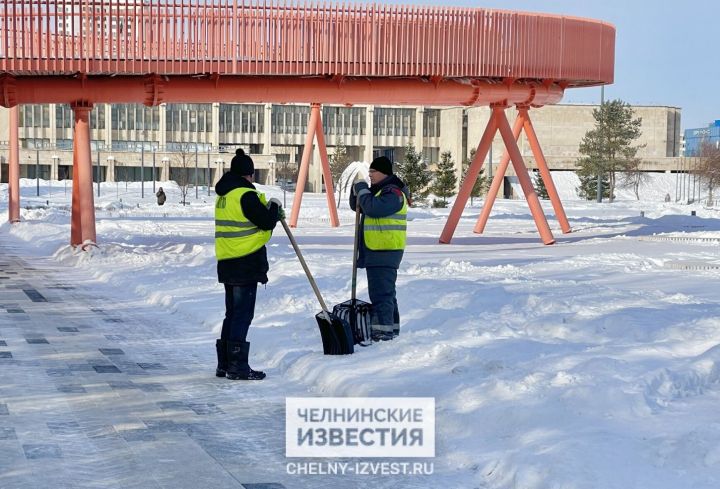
(0, 239, 286, 489)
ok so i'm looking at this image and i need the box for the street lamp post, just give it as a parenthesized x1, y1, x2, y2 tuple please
(36, 149, 40, 196)
(50, 154, 59, 198)
(597, 86, 605, 203)
(207, 151, 211, 196)
(214, 158, 223, 195)
(195, 145, 199, 200)
(96, 149, 101, 197)
(488, 145, 493, 180)
(152, 147, 157, 194)
(161, 156, 169, 188)
(48, 154, 62, 195)
(107, 155, 115, 200)
(141, 145, 145, 199)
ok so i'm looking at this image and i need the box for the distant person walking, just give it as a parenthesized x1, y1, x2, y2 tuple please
(350, 156, 410, 341)
(156, 187, 166, 206)
(214, 149, 283, 380)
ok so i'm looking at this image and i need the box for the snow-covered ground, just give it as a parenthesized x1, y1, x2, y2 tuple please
(2, 171, 720, 488)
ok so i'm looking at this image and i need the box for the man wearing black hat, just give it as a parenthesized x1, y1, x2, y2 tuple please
(214, 148, 284, 380)
(350, 156, 410, 341)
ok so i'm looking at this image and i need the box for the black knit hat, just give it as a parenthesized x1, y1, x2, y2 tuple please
(230, 148, 254, 176)
(370, 156, 393, 175)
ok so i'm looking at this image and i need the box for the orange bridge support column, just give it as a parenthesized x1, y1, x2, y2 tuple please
(289, 104, 319, 228)
(70, 102, 97, 248)
(289, 103, 338, 227)
(71, 143, 82, 245)
(495, 106, 555, 245)
(519, 107, 571, 234)
(474, 111, 524, 234)
(439, 111, 498, 244)
(8, 106, 20, 223)
(313, 106, 340, 227)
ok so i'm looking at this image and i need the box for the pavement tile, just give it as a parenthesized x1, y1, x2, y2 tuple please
(26, 338, 49, 344)
(99, 348, 125, 355)
(0, 245, 287, 488)
(92, 365, 121, 373)
(0, 428, 17, 440)
(22, 444, 62, 459)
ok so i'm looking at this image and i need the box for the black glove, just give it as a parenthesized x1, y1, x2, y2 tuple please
(267, 198, 285, 220)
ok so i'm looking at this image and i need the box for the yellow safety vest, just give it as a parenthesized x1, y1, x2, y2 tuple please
(363, 189, 408, 251)
(215, 188, 271, 260)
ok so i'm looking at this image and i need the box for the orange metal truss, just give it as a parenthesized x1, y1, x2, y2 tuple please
(440, 104, 562, 246)
(0, 1, 615, 247)
(0, 1, 614, 84)
(289, 103, 340, 228)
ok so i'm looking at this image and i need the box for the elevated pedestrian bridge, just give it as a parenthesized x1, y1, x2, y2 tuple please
(1, 1, 615, 246)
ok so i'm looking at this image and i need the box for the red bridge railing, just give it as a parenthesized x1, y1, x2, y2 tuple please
(1, 0, 614, 86)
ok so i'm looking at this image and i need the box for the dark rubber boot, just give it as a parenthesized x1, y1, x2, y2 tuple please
(215, 339, 227, 377)
(226, 341, 266, 381)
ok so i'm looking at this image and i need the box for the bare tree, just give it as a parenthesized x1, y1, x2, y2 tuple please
(329, 138, 351, 208)
(170, 143, 195, 206)
(619, 157, 650, 200)
(696, 141, 720, 205)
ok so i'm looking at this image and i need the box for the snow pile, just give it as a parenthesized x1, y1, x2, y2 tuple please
(2, 173, 720, 488)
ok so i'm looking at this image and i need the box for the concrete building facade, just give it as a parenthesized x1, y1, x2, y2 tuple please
(0, 103, 682, 192)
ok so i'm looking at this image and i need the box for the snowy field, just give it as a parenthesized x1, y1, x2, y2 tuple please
(2, 170, 720, 489)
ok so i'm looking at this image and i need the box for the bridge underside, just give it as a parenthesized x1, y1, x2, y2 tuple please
(0, 75, 564, 108)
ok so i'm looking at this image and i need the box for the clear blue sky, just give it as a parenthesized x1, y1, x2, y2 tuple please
(384, 0, 719, 130)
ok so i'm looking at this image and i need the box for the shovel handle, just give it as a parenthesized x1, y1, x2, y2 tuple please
(351, 205, 361, 302)
(280, 217, 332, 322)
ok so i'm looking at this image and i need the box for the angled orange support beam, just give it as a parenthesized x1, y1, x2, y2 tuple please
(439, 111, 498, 244)
(519, 107, 571, 234)
(70, 102, 97, 248)
(8, 106, 20, 223)
(289, 103, 339, 228)
(474, 113, 524, 234)
(494, 106, 555, 245)
(313, 108, 340, 227)
(289, 106, 318, 228)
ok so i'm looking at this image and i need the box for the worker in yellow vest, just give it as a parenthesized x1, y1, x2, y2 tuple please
(214, 148, 283, 380)
(350, 156, 410, 341)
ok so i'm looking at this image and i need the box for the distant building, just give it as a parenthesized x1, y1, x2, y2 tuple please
(0, 103, 682, 192)
(683, 121, 720, 156)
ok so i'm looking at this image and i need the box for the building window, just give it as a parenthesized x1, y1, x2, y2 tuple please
(423, 109, 441, 138)
(166, 103, 211, 133)
(272, 104, 310, 135)
(56, 104, 73, 129)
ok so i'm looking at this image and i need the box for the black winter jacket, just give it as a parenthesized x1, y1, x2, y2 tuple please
(215, 173, 280, 285)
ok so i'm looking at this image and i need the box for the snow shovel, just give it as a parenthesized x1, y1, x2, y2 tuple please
(279, 218, 354, 355)
(332, 206, 373, 346)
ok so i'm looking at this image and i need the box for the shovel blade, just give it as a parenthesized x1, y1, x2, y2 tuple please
(315, 311, 354, 355)
(332, 299, 373, 346)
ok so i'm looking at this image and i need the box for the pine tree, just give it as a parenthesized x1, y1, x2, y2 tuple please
(461, 148, 488, 205)
(431, 151, 457, 207)
(395, 141, 432, 206)
(576, 99, 643, 202)
(577, 170, 611, 200)
(534, 170, 549, 199)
